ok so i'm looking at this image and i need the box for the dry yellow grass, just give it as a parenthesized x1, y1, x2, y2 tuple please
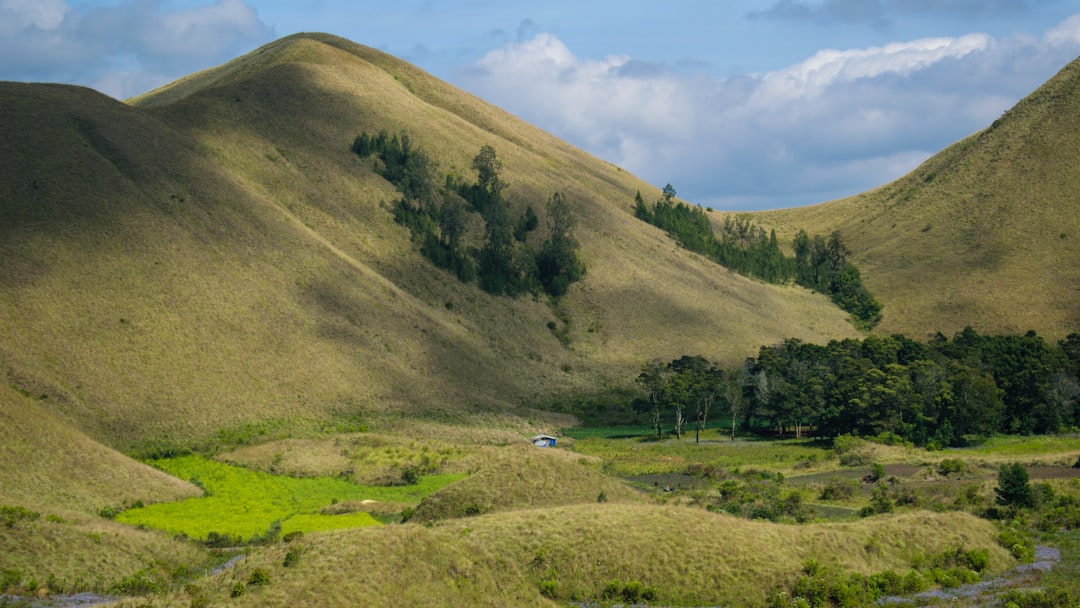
(121, 504, 1009, 608)
(1, 33, 857, 456)
(409, 444, 645, 521)
(0, 385, 199, 513)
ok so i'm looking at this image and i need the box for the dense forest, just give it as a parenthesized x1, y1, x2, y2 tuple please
(353, 131, 585, 297)
(626, 328, 1080, 448)
(633, 186, 881, 324)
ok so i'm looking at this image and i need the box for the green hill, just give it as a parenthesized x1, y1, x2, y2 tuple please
(2, 33, 1075, 606)
(758, 56, 1080, 339)
(1, 33, 857, 457)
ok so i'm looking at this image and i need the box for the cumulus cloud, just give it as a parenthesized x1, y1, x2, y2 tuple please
(0, 0, 273, 98)
(461, 17, 1080, 209)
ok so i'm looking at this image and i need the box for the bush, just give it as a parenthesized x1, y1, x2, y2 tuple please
(230, 581, 245, 597)
(538, 577, 558, 599)
(819, 477, 857, 501)
(602, 579, 622, 599)
(995, 463, 1034, 508)
(0, 505, 40, 528)
(247, 568, 270, 586)
(283, 547, 303, 568)
(936, 459, 965, 476)
(999, 588, 1075, 608)
(1, 569, 22, 592)
(109, 569, 163, 595)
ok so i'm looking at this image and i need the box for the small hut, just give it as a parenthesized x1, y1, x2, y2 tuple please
(530, 434, 557, 448)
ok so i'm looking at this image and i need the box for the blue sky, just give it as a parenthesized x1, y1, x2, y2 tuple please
(3, 1, 1079, 209)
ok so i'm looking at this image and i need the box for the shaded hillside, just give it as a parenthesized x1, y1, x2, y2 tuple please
(0, 33, 857, 454)
(759, 56, 1080, 339)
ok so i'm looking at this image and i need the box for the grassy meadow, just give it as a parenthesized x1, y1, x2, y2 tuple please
(115, 456, 465, 540)
(22, 428, 1071, 607)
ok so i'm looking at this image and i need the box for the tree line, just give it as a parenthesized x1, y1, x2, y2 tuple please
(353, 131, 584, 297)
(635, 328, 1080, 447)
(633, 185, 881, 325)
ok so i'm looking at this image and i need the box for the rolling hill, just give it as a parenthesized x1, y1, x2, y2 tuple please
(1, 32, 1075, 604)
(0, 32, 857, 462)
(758, 55, 1080, 339)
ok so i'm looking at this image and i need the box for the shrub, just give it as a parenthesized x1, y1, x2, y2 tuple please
(1, 569, 22, 592)
(204, 531, 243, 548)
(400, 465, 422, 486)
(230, 582, 245, 597)
(283, 547, 303, 568)
(819, 477, 856, 501)
(109, 569, 163, 595)
(247, 568, 270, 586)
(999, 588, 1075, 608)
(538, 578, 558, 599)
(936, 459, 965, 476)
(602, 579, 622, 600)
(995, 463, 1034, 508)
(0, 505, 40, 528)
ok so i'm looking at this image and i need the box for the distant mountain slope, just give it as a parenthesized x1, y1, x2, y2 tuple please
(0, 34, 856, 454)
(760, 56, 1080, 339)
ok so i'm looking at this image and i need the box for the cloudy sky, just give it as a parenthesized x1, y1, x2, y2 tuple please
(3, 1, 1080, 209)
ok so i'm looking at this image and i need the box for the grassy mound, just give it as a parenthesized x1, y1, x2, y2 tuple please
(141, 505, 1008, 608)
(409, 445, 644, 521)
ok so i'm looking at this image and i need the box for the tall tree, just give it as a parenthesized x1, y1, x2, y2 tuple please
(636, 360, 667, 439)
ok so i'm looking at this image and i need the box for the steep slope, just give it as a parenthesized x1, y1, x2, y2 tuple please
(759, 57, 1080, 338)
(1, 33, 857, 454)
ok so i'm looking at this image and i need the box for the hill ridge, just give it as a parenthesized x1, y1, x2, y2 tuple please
(759, 55, 1080, 338)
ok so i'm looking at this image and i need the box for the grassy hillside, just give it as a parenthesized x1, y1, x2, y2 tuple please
(106, 506, 1009, 608)
(758, 57, 1080, 339)
(1, 33, 857, 456)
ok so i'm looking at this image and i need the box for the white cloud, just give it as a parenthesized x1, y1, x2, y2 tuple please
(0, 0, 68, 29)
(0, 0, 273, 98)
(462, 16, 1080, 209)
(1045, 14, 1080, 48)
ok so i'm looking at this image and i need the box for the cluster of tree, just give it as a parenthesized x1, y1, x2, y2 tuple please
(634, 328, 1080, 447)
(632, 185, 881, 324)
(353, 132, 584, 297)
(635, 355, 740, 442)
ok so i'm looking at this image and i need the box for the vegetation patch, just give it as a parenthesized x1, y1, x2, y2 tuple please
(633, 186, 881, 324)
(116, 456, 464, 541)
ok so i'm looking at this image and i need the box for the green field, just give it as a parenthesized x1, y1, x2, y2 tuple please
(116, 456, 465, 540)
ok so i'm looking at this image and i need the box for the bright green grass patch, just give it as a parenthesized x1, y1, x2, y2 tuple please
(571, 436, 831, 476)
(116, 456, 464, 540)
(951, 435, 1080, 458)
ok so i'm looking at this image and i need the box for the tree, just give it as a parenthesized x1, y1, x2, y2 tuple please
(662, 183, 677, 202)
(725, 366, 748, 440)
(636, 360, 667, 439)
(669, 355, 723, 443)
(535, 192, 585, 297)
(472, 145, 507, 200)
(995, 463, 1034, 509)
